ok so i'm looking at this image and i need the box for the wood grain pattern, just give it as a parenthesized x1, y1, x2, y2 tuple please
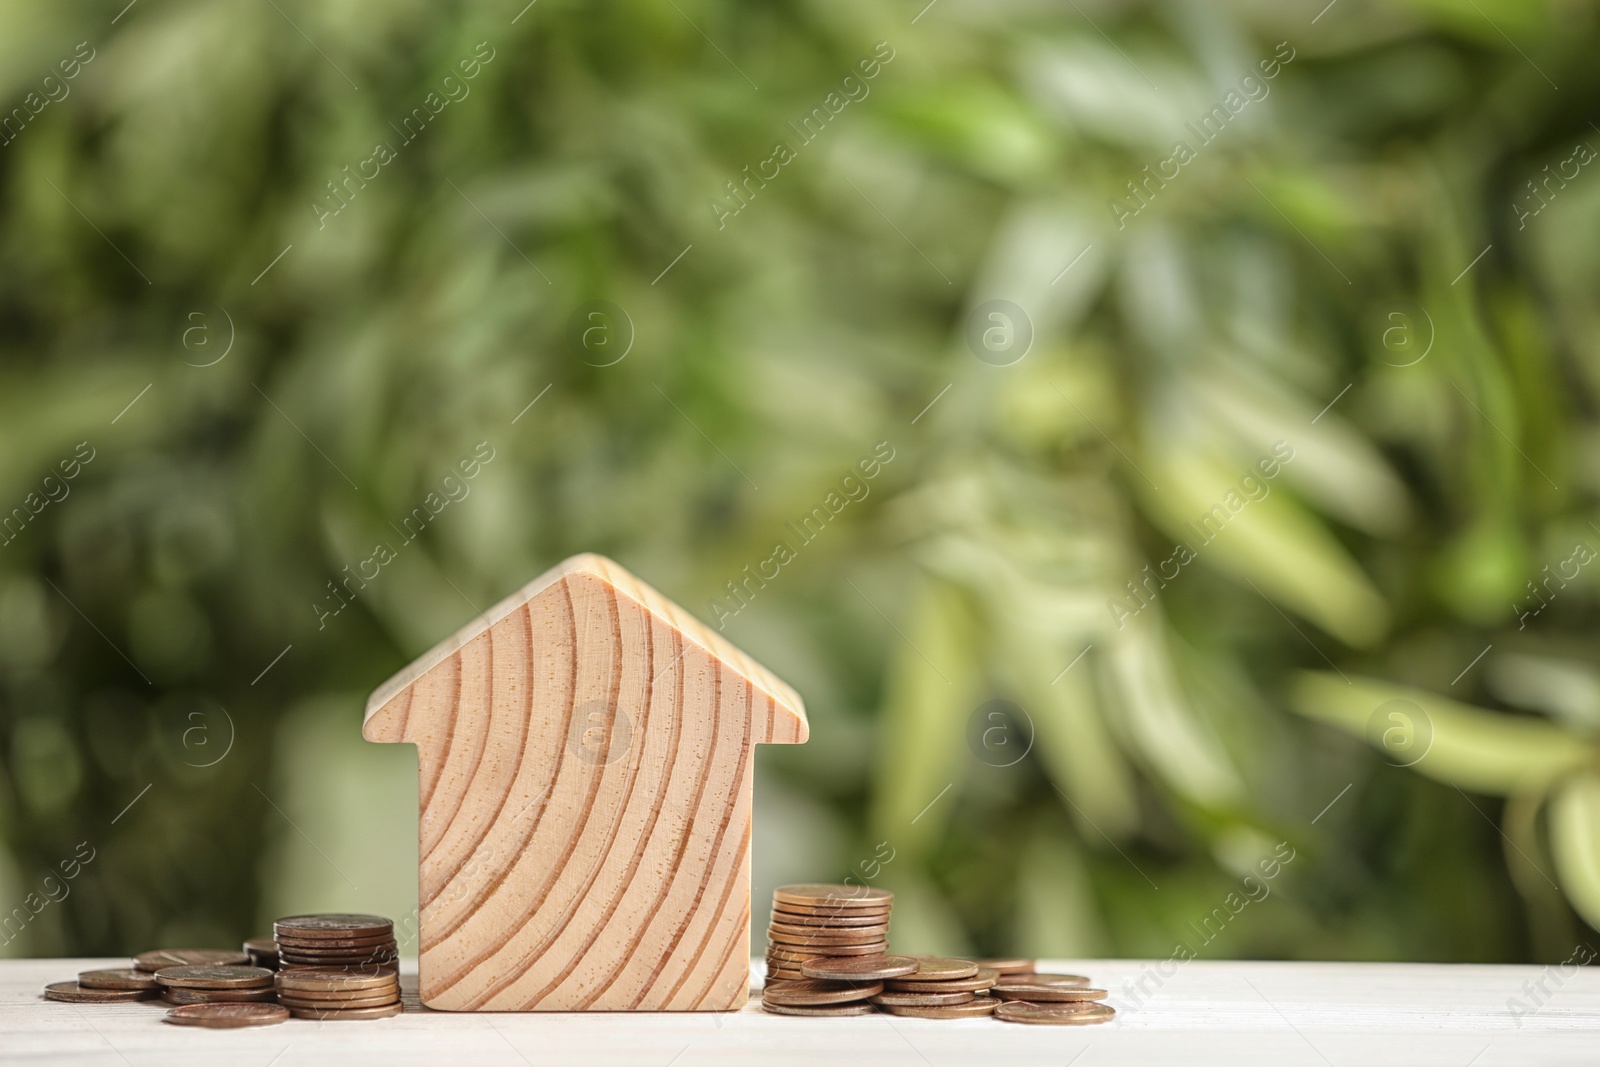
(363, 554, 808, 1011)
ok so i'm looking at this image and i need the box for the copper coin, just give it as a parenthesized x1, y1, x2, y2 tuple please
(278, 937, 398, 951)
(275, 932, 397, 948)
(278, 991, 400, 1010)
(995, 1000, 1116, 1025)
(768, 907, 890, 926)
(769, 942, 889, 960)
(900, 957, 979, 981)
(767, 926, 890, 946)
(765, 968, 809, 983)
(885, 969, 998, 994)
(880, 995, 1000, 1019)
(1018, 972, 1091, 988)
(801, 955, 920, 981)
(78, 969, 159, 992)
(286, 1001, 404, 1021)
(769, 906, 893, 923)
(244, 936, 278, 953)
(760, 1000, 877, 1017)
(163, 1003, 291, 1028)
(976, 957, 1035, 975)
(279, 942, 398, 955)
(134, 949, 249, 972)
(274, 914, 393, 939)
(761, 979, 882, 1007)
(773, 885, 893, 909)
(991, 981, 1107, 1002)
(44, 981, 153, 1003)
(275, 968, 401, 992)
(154, 965, 275, 990)
(162, 987, 279, 1005)
(870, 989, 976, 1007)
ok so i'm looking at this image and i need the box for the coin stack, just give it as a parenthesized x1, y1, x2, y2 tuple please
(274, 968, 403, 1020)
(154, 965, 277, 1005)
(764, 883, 894, 984)
(990, 971, 1114, 1026)
(44, 968, 160, 1004)
(273, 913, 397, 971)
(871, 957, 1002, 1018)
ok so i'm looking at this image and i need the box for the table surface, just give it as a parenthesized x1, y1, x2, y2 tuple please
(3, 957, 1598, 1066)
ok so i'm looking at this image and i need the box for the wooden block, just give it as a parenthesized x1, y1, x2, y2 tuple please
(363, 553, 808, 1011)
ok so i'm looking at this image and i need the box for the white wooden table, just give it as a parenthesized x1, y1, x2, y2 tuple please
(4, 958, 1598, 1065)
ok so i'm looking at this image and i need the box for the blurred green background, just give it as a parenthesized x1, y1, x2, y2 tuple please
(2, 0, 1600, 967)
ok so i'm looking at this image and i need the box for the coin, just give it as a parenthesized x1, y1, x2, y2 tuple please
(134, 949, 250, 972)
(991, 982, 1107, 1002)
(773, 885, 893, 909)
(761, 979, 882, 1007)
(279, 937, 398, 950)
(163, 1003, 291, 1028)
(277, 991, 400, 1010)
(162, 986, 279, 1005)
(870, 989, 977, 1007)
(766, 926, 890, 946)
(275, 968, 401, 992)
(879, 995, 1000, 1019)
(274, 914, 393, 939)
(243, 937, 279, 970)
(976, 957, 1035, 975)
(764, 967, 809, 982)
(770, 942, 889, 959)
(995, 1000, 1116, 1025)
(899, 957, 979, 981)
(760, 1000, 877, 1017)
(801, 955, 920, 981)
(1019, 973, 1091, 988)
(43, 981, 154, 1003)
(78, 969, 159, 992)
(885, 969, 997, 994)
(768, 910, 890, 929)
(286, 1001, 404, 1021)
(154, 965, 275, 990)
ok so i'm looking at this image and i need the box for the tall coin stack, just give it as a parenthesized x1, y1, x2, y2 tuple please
(764, 883, 894, 983)
(272, 913, 397, 971)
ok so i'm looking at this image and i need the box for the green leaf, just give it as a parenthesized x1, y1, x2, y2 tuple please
(1290, 672, 1595, 795)
(1550, 772, 1600, 931)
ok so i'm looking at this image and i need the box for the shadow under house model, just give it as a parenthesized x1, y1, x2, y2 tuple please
(362, 553, 809, 1011)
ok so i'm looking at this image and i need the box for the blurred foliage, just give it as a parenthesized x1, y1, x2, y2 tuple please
(2, 0, 1599, 966)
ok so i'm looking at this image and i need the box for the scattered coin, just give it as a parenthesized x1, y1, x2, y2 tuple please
(274, 914, 394, 940)
(43, 981, 154, 1003)
(975, 957, 1035, 975)
(870, 989, 977, 1007)
(162, 986, 279, 1005)
(285, 1001, 404, 1021)
(243, 937, 279, 970)
(760, 1001, 877, 1017)
(163, 1003, 291, 1028)
(134, 949, 250, 972)
(878, 995, 1000, 1019)
(773, 884, 893, 909)
(761, 979, 882, 1007)
(801, 955, 920, 982)
(1020, 972, 1091, 988)
(899, 957, 979, 982)
(990, 981, 1107, 1003)
(77, 969, 159, 992)
(885, 969, 997, 994)
(995, 1001, 1116, 1026)
(155, 965, 275, 990)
